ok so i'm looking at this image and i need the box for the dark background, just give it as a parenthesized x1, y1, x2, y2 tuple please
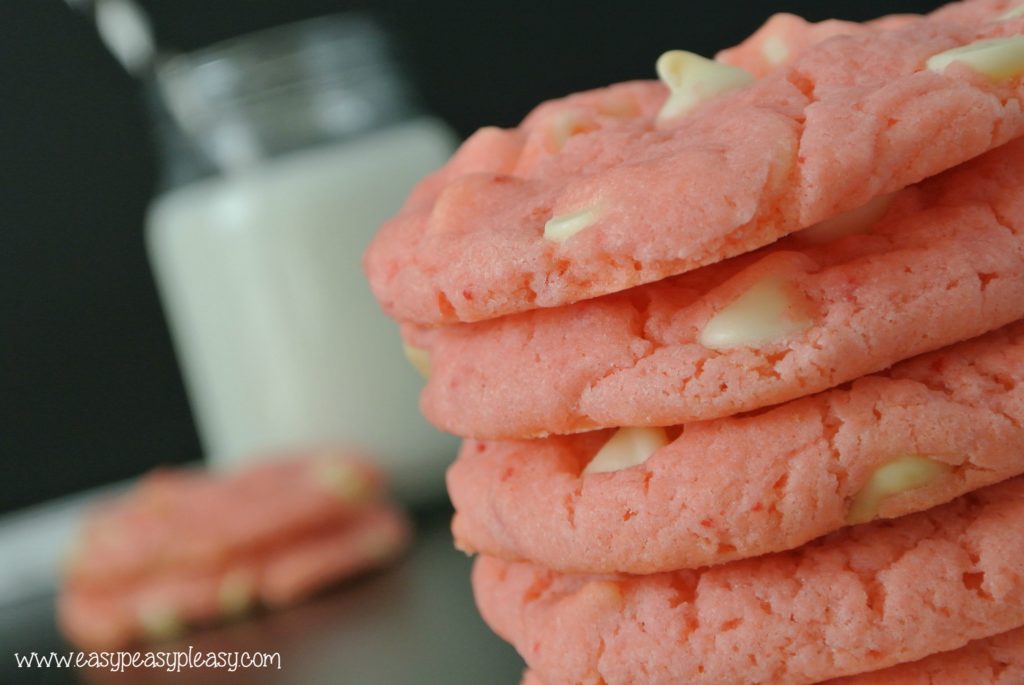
(0, 0, 944, 514)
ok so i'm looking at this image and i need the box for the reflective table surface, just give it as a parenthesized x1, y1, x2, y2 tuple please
(0, 505, 525, 685)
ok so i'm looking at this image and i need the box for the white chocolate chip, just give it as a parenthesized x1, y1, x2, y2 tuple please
(699, 276, 814, 350)
(403, 343, 431, 379)
(762, 35, 790, 66)
(138, 604, 184, 641)
(847, 456, 952, 525)
(927, 36, 1024, 81)
(549, 109, 597, 151)
(583, 427, 668, 475)
(795, 192, 896, 245)
(999, 4, 1024, 20)
(311, 459, 372, 504)
(766, 137, 797, 196)
(217, 572, 256, 617)
(544, 206, 601, 243)
(597, 96, 640, 118)
(656, 50, 755, 121)
(581, 580, 623, 608)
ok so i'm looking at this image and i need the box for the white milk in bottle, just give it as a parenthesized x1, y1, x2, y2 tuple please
(145, 16, 458, 500)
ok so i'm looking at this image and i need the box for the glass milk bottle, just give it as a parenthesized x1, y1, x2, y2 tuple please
(145, 15, 458, 501)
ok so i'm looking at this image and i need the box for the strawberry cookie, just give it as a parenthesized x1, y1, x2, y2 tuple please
(58, 453, 408, 650)
(474, 477, 1024, 685)
(521, 623, 1024, 684)
(415, 139, 1024, 439)
(366, 3, 1024, 324)
(450, 321, 1024, 573)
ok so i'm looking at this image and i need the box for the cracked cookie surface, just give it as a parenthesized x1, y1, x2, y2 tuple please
(474, 477, 1024, 685)
(416, 138, 1024, 439)
(522, 623, 1024, 684)
(366, 1, 1024, 324)
(450, 320, 1024, 573)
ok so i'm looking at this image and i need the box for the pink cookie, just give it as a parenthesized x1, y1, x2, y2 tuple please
(450, 320, 1024, 574)
(415, 137, 1024, 439)
(522, 624, 1024, 684)
(826, 625, 1024, 684)
(366, 2, 1024, 324)
(58, 454, 408, 649)
(718, 12, 918, 76)
(474, 477, 1024, 685)
(59, 506, 407, 651)
(67, 453, 383, 584)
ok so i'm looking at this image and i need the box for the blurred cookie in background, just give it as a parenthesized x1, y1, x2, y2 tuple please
(57, 452, 409, 650)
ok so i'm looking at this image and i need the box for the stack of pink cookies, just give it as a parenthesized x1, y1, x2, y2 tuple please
(365, 1, 1024, 682)
(58, 454, 408, 650)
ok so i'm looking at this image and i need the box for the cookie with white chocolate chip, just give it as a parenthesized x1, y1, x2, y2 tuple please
(475, 476, 1024, 685)
(716, 11, 919, 76)
(449, 319, 1024, 574)
(409, 137, 1024, 439)
(365, 0, 1024, 325)
(57, 453, 409, 650)
(520, 623, 1024, 684)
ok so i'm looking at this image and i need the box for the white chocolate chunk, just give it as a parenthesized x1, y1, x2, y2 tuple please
(795, 192, 896, 245)
(138, 604, 184, 640)
(544, 206, 601, 243)
(403, 343, 431, 379)
(656, 50, 755, 121)
(762, 35, 790, 66)
(699, 276, 814, 350)
(549, 109, 597, 151)
(596, 96, 640, 118)
(218, 572, 256, 617)
(848, 456, 952, 525)
(999, 4, 1024, 20)
(926, 36, 1024, 81)
(582, 580, 623, 608)
(766, 136, 797, 196)
(311, 459, 372, 504)
(583, 427, 668, 475)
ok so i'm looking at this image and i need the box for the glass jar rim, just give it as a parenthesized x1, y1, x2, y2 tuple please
(151, 12, 420, 176)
